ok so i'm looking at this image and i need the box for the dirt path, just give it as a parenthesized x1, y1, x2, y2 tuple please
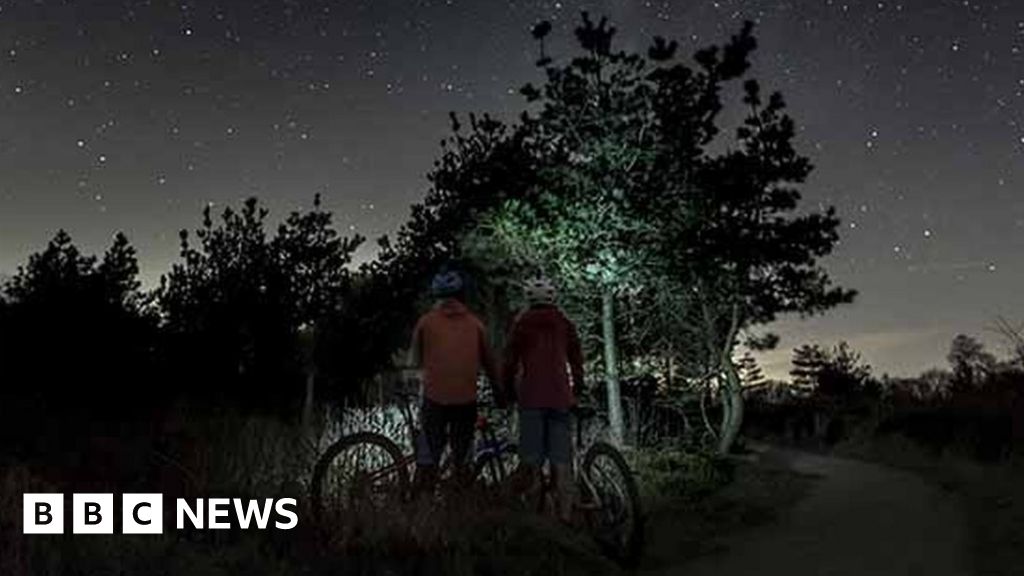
(653, 447, 971, 575)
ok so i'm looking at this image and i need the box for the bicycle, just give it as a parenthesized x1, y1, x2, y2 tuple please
(471, 402, 644, 565)
(550, 404, 644, 564)
(309, 390, 515, 520)
(309, 395, 643, 564)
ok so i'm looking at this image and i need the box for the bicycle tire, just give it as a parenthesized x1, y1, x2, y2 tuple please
(580, 441, 645, 565)
(310, 431, 409, 521)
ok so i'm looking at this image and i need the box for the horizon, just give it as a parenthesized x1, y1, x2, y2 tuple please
(1, 249, 1011, 382)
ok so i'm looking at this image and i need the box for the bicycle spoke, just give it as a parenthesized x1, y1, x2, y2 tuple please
(312, 432, 408, 519)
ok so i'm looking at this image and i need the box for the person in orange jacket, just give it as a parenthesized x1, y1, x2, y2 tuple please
(409, 269, 499, 491)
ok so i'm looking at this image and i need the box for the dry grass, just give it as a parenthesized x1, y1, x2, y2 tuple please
(0, 408, 622, 576)
(1, 401, 827, 576)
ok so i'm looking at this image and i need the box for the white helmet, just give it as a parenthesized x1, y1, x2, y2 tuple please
(523, 275, 556, 305)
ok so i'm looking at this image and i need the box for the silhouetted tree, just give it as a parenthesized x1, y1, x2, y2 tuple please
(791, 344, 828, 393)
(737, 352, 766, 388)
(790, 341, 874, 399)
(158, 196, 361, 415)
(328, 110, 541, 402)
(915, 368, 954, 400)
(0, 230, 157, 455)
(947, 333, 996, 389)
(816, 341, 875, 399)
(990, 316, 1024, 369)
(660, 73, 855, 452)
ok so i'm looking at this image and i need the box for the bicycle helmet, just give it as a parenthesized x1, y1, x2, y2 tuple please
(430, 269, 465, 298)
(523, 275, 556, 305)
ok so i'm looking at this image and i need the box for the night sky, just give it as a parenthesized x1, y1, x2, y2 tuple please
(1, 0, 1022, 378)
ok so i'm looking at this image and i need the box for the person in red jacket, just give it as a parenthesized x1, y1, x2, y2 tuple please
(409, 269, 498, 492)
(502, 275, 585, 522)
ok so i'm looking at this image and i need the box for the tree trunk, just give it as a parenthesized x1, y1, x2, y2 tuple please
(302, 371, 315, 430)
(699, 300, 743, 455)
(299, 325, 317, 431)
(717, 359, 744, 454)
(601, 290, 625, 447)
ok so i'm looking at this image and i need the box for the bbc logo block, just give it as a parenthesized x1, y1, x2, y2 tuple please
(23, 494, 63, 534)
(23, 494, 297, 534)
(123, 494, 163, 534)
(73, 493, 114, 534)
(23, 493, 164, 534)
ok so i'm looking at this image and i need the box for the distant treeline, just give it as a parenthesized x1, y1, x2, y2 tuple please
(743, 335, 1024, 462)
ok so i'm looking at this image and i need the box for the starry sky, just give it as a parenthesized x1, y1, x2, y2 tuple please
(0, 0, 1022, 378)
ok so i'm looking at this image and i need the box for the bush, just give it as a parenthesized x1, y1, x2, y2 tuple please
(633, 443, 734, 505)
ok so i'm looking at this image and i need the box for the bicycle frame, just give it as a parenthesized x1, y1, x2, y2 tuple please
(391, 391, 515, 483)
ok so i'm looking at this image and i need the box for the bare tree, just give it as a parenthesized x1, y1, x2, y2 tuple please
(988, 316, 1024, 368)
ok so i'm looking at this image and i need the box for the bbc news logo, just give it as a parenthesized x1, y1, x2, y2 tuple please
(23, 494, 298, 534)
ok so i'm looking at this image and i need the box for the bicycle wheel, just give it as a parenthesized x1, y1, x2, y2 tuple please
(310, 432, 409, 521)
(579, 441, 644, 565)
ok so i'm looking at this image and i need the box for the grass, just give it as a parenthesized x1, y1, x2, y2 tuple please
(2, 401, 822, 576)
(0, 407, 621, 576)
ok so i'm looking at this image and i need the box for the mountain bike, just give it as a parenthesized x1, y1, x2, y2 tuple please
(472, 403, 645, 565)
(559, 405, 644, 564)
(309, 396, 643, 564)
(309, 391, 515, 520)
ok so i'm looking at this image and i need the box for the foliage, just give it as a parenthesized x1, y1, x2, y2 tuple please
(0, 412, 619, 576)
(947, 333, 997, 389)
(790, 343, 829, 392)
(748, 334, 1024, 463)
(457, 14, 853, 451)
(158, 196, 362, 414)
(331, 111, 541, 393)
(0, 230, 157, 454)
(633, 444, 735, 505)
(737, 352, 766, 388)
(790, 341, 875, 399)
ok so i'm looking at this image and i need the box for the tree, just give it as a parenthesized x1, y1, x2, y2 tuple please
(790, 341, 873, 399)
(158, 196, 362, 414)
(324, 111, 541, 401)
(916, 368, 954, 400)
(737, 352, 766, 388)
(947, 334, 996, 388)
(635, 26, 854, 452)
(989, 316, 1024, 369)
(816, 341, 875, 399)
(0, 230, 157, 453)
(791, 344, 828, 393)
(459, 15, 854, 451)
(463, 16, 760, 446)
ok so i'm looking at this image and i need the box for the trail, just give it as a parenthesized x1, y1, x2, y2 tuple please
(653, 447, 971, 575)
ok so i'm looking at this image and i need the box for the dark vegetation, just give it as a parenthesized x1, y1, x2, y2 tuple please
(744, 334, 1024, 463)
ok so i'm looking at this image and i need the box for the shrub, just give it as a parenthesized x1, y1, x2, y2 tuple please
(633, 443, 734, 505)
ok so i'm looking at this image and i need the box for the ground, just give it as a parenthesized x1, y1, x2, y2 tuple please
(643, 444, 971, 575)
